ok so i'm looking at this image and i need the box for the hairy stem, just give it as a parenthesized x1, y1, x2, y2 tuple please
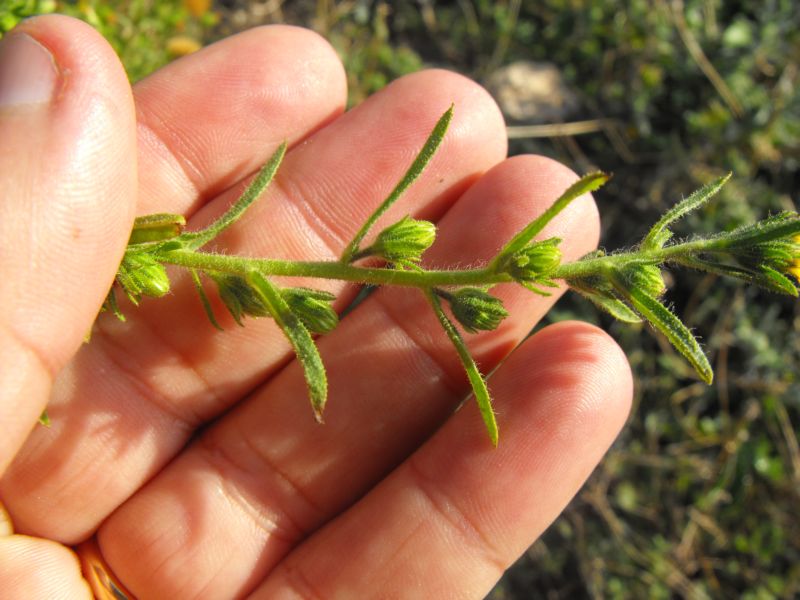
(161, 237, 718, 290)
(161, 248, 513, 287)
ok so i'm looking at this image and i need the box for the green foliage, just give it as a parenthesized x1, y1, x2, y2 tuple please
(0, 0, 56, 34)
(311, 2, 424, 106)
(0, 0, 214, 82)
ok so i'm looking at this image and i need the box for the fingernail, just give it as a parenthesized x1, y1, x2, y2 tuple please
(0, 32, 59, 108)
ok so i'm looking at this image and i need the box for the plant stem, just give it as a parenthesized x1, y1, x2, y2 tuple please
(551, 239, 715, 280)
(161, 236, 721, 290)
(162, 249, 513, 287)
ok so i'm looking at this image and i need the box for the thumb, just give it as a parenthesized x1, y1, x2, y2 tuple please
(0, 15, 137, 474)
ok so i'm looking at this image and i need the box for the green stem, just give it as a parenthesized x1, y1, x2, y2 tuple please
(162, 249, 512, 287)
(425, 289, 498, 446)
(551, 238, 715, 280)
(161, 236, 723, 291)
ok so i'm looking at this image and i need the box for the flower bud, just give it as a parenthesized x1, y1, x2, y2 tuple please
(504, 238, 562, 282)
(118, 253, 170, 300)
(789, 236, 800, 281)
(212, 274, 269, 324)
(371, 216, 436, 263)
(281, 287, 339, 334)
(622, 264, 665, 298)
(448, 288, 509, 333)
(730, 235, 800, 286)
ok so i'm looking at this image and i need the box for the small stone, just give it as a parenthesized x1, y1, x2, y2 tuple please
(485, 61, 580, 123)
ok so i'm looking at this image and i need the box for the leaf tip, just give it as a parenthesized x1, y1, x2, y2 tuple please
(584, 171, 611, 191)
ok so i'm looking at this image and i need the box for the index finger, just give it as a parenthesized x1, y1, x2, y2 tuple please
(133, 24, 347, 216)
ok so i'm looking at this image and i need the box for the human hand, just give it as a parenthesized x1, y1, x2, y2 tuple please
(0, 15, 632, 598)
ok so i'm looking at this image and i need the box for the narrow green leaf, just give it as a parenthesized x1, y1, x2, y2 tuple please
(572, 289, 643, 323)
(246, 270, 328, 421)
(104, 288, 126, 322)
(722, 212, 800, 248)
(520, 281, 554, 296)
(426, 290, 498, 446)
(759, 265, 799, 296)
(341, 106, 453, 263)
(491, 172, 608, 268)
(190, 269, 224, 330)
(642, 173, 731, 250)
(677, 257, 799, 296)
(613, 274, 713, 384)
(182, 142, 287, 250)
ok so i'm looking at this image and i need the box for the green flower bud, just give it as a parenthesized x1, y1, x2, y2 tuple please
(212, 274, 269, 324)
(118, 252, 170, 301)
(750, 237, 800, 281)
(790, 234, 800, 281)
(371, 216, 436, 263)
(448, 288, 509, 333)
(503, 238, 562, 281)
(281, 287, 339, 334)
(622, 263, 666, 298)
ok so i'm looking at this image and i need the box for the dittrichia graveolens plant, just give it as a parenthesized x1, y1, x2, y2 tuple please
(83, 107, 800, 446)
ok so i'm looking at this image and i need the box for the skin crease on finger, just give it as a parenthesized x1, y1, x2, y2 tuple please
(96, 158, 602, 598)
(1, 38, 509, 543)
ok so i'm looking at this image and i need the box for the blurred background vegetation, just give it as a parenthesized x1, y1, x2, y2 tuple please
(2, 1, 798, 598)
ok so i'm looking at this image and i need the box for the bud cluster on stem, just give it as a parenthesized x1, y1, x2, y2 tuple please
(85, 107, 800, 445)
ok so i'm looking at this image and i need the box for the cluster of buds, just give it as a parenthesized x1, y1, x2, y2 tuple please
(116, 252, 171, 302)
(281, 287, 339, 334)
(566, 260, 669, 326)
(495, 237, 562, 295)
(620, 263, 666, 299)
(102, 251, 172, 321)
(676, 211, 800, 297)
(212, 274, 338, 333)
(102, 213, 188, 320)
(730, 226, 800, 293)
(211, 274, 271, 324)
(366, 216, 436, 264)
(444, 288, 509, 333)
(93, 104, 800, 445)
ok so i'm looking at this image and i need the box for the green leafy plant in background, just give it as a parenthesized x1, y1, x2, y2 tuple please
(0, 0, 214, 82)
(94, 107, 800, 449)
(309, 1, 423, 107)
